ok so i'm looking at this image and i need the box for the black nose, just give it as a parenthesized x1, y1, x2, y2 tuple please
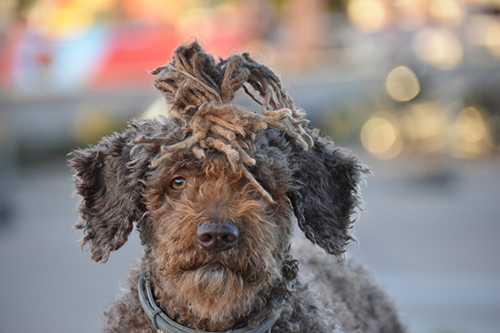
(196, 221, 239, 251)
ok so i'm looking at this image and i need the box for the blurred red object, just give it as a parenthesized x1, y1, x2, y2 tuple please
(91, 26, 178, 88)
(90, 25, 246, 89)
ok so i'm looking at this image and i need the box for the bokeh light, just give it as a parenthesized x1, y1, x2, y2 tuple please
(483, 18, 500, 59)
(403, 101, 454, 155)
(429, 0, 464, 27)
(26, 0, 115, 39)
(347, 0, 388, 33)
(456, 107, 487, 143)
(454, 106, 492, 158)
(413, 28, 463, 69)
(385, 66, 420, 102)
(360, 113, 402, 159)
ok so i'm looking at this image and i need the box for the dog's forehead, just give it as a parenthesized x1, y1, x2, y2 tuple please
(144, 148, 236, 178)
(165, 154, 241, 177)
(138, 118, 267, 167)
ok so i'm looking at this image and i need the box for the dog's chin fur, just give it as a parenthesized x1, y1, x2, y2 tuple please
(153, 263, 279, 331)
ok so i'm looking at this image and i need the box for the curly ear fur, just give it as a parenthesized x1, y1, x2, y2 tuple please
(68, 123, 155, 263)
(287, 129, 369, 257)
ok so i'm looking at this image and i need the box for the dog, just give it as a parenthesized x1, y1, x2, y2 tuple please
(69, 42, 406, 332)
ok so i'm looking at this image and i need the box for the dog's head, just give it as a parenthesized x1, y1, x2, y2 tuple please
(69, 42, 367, 329)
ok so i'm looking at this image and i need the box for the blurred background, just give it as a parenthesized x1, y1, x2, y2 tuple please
(0, 0, 499, 332)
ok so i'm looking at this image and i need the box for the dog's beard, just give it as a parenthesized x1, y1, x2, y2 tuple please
(155, 249, 281, 330)
(184, 264, 252, 313)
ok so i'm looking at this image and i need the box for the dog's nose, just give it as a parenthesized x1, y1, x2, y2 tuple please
(196, 221, 239, 251)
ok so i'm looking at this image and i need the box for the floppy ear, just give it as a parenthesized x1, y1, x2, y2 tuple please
(287, 130, 369, 257)
(68, 126, 149, 263)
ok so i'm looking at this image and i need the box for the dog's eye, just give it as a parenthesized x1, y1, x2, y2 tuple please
(170, 177, 187, 190)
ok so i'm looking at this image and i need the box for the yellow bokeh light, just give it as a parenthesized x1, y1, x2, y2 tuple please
(386, 66, 420, 102)
(403, 101, 454, 154)
(413, 28, 463, 69)
(347, 0, 388, 33)
(361, 115, 402, 159)
(453, 107, 493, 159)
(455, 107, 487, 143)
(407, 102, 446, 140)
(27, 0, 118, 39)
(429, 0, 464, 26)
(483, 19, 500, 59)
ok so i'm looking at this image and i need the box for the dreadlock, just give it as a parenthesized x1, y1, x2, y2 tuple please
(135, 41, 313, 202)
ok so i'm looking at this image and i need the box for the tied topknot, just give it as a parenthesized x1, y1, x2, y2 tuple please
(134, 41, 313, 202)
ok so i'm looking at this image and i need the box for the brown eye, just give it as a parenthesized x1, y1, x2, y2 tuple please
(171, 177, 187, 190)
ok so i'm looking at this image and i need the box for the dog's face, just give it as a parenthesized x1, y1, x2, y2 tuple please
(144, 151, 294, 322)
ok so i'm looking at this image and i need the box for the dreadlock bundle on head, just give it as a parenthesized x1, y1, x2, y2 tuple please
(136, 41, 314, 201)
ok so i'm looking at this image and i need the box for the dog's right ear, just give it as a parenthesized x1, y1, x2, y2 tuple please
(68, 126, 149, 263)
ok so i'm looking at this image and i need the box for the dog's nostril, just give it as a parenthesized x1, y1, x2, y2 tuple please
(196, 221, 239, 251)
(198, 233, 213, 244)
(223, 234, 236, 243)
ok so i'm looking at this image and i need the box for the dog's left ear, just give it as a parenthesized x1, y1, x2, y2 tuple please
(287, 130, 369, 257)
(68, 126, 149, 263)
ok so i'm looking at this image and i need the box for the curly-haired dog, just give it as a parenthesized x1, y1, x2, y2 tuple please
(69, 42, 406, 332)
